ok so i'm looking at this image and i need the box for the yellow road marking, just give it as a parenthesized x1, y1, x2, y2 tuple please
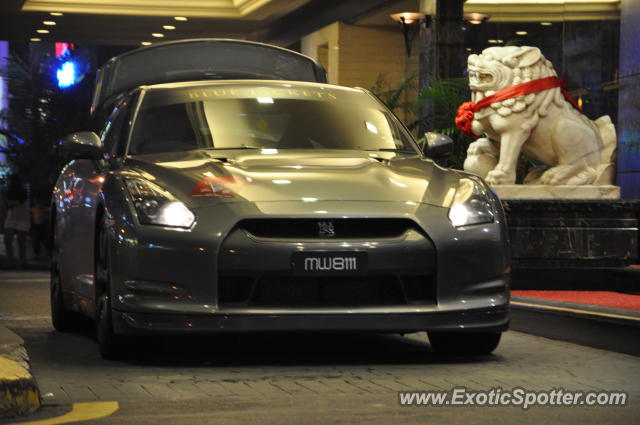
(8, 401, 119, 425)
(511, 300, 640, 322)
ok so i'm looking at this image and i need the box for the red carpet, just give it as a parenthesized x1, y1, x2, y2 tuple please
(511, 290, 640, 311)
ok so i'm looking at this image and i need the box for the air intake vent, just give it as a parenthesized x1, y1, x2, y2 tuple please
(218, 274, 435, 308)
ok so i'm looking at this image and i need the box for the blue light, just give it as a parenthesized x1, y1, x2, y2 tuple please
(56, 60, 76, 88)
(12, 134, 25, 145)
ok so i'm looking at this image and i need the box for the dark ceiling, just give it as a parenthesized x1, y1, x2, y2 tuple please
(0, 0, 398, 47)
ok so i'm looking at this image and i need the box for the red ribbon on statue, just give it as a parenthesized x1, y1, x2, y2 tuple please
(454, 76, 582, 138)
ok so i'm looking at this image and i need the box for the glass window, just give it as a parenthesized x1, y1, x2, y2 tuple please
(99, 98, 132, 157)
(128, 86, 417, 155)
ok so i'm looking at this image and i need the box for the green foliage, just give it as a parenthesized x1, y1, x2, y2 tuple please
(369, 73, 419, 124)
(416, 77, 473, 169)
(0, 47, 92, 199)
(371, 73, 474, 170)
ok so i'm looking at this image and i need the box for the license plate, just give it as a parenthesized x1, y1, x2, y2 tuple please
(292, 251, 367, 276)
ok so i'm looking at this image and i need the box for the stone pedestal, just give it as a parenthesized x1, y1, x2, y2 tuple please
(494, 185, 620, 200)
(503, 199, 639, 290)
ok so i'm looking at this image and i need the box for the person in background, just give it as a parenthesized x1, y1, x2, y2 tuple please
(3, 174, 30, 268)
(31, 193, 51, 258)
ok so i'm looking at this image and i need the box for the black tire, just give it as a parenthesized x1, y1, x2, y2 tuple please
(50, 224, 76, 332)
(95, 216, 125, 360)
(428, 331, 502, 356)
(96, 294, 125, 359)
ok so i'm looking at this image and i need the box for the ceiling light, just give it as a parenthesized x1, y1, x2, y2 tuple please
(30, 37, 41, 42)
(174, 16, 188, 21)
(43, 21, 56, 26)
(488, 39, 503, 44)
(141, 41, 152, 46)
(515, 31, 528, 35)
(151, 33, 164, 38)
(540, 22, 553, 26)
(464, 12, 490, 24)
(36, 29, 50, 34)
(50, 12, 63, 16)
(163, 25, 176, 30)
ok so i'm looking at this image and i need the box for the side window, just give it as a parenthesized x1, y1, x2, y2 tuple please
(99, 98, 132, 158)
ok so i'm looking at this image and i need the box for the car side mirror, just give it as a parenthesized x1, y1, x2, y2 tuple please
(422, 132, 454, 158)
(61, 132, 104, 160)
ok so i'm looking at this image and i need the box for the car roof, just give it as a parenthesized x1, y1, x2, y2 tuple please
(109, 38, 319, 66)
(90, 39, 327, 123)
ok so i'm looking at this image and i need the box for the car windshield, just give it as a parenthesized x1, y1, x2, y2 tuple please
(128, 85, 418, 155)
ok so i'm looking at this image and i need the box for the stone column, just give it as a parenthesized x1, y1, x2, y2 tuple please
(617, 0, 640, 199)
(418, 0, 465, 134)
(418, 0, 437, 132)
(435, 0, 465, 79)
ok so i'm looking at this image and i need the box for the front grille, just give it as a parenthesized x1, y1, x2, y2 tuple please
(218, 274, 435, 308)
(239, 218, 417, 239)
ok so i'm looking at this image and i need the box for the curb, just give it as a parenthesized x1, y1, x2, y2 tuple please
(0, 326, 41, 417)
(510, 296, 640, 356)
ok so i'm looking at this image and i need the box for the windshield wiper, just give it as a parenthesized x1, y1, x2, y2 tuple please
(365, 148, 418, 154)
(204, 147, 261, 150)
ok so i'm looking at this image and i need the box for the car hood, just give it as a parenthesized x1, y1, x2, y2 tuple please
(122, 149, 461, 209)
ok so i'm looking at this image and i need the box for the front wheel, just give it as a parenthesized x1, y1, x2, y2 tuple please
(95, 216, 125, 360)
(428, 331, 502, 356)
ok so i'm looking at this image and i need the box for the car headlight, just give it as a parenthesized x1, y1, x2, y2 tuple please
(448, 178, 495, 227)
(124, 178, 195, 228)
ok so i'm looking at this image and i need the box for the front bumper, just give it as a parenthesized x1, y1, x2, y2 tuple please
(113, 306, 509, 334)
(108, 200, 510, 335)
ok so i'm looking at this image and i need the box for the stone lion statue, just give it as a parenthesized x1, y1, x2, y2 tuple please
(460, 46, 616, 186)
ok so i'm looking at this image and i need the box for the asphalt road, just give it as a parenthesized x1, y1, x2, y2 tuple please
(1, 271, 639, 425)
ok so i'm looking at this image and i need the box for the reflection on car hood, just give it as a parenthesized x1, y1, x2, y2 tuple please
(123, 149, 460, 208)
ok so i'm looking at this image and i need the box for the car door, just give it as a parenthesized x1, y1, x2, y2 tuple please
(59, 96, 133, 316)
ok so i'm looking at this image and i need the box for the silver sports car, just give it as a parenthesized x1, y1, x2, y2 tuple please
(51, 40, 510, 359)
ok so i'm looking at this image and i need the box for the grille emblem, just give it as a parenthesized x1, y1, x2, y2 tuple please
(318, 221, 335, 237)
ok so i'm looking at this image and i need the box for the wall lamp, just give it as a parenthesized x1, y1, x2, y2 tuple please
(464, 12, 490, 25)
(390, 12, 428, 57)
